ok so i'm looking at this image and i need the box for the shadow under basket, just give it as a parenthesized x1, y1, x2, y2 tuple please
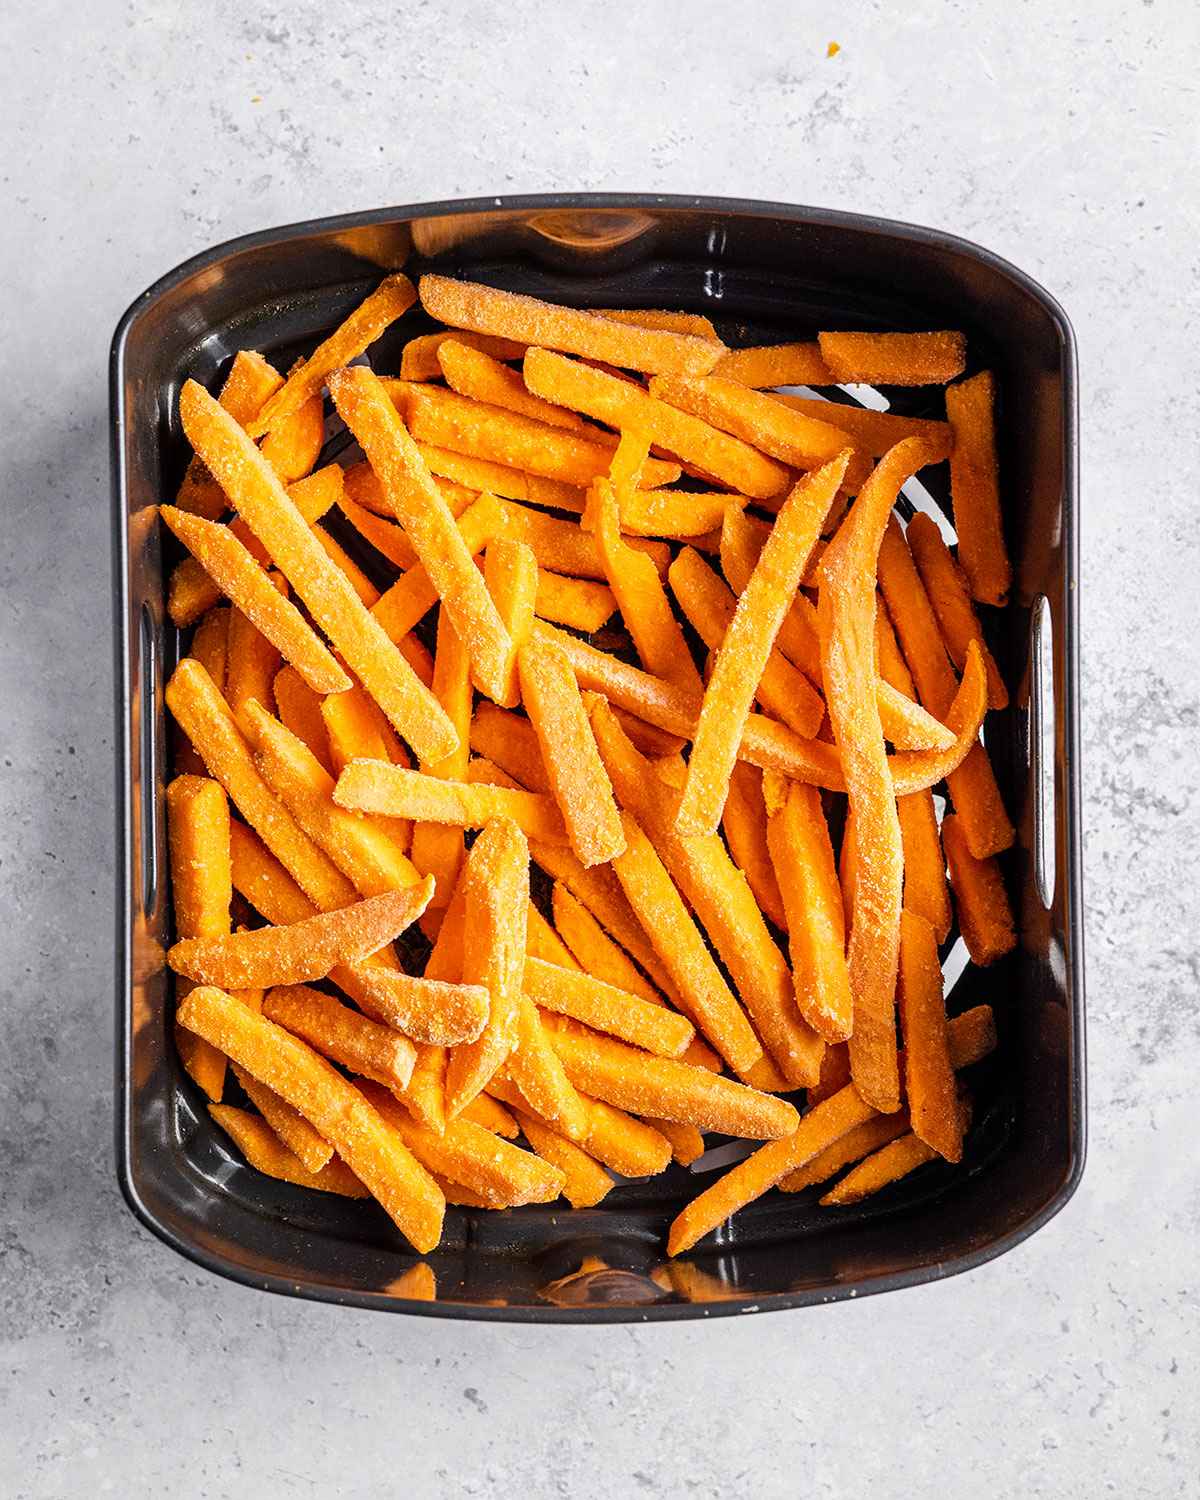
(111, 194, 1084, 1322)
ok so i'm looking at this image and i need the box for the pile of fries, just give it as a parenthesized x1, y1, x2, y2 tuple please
(162, 271, 1015, 1259)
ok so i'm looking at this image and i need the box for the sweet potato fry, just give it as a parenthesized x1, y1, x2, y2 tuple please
(409, 610, 472, 907)
(177, 986, 444, 1250)
(321, 681, 405, 776)
(763, 774, 853, 1043)
(247, 274, 416, 438)
(396, 382, 681, 490)
(525, 903, 581, 970)
(514, 1108, 615, 1208)
(819, 440, 944, 1111)
(878, 517, 1014, 856)
(224, 600, 283, 734)
(401, 328, 528, 381)
(230, 1063, 334, 1174)
(721, 761, 788, 932)
(468, 702, 550, 792)
(906, 512, 1008, 708)
(507, 995, 591, 1141)
(549, 1025, 797, 1138)
(897, 908, 961, 1161)
(533, 570, 616, 633)
(487, 1073, 671, 1179)
(609, 488, 744, 540)
(171, 881, 434, 989)
(819, 1119, 965, 1206)
(209, 1105, 367, 1196)
(189, 605, 231, 691)
(816, 330, 966, 386)
(517, 634, 625, 866)
(228, 820, 314, 926)
(809, 1040, 850, 1105)
(595, 307, 719, 339)
(271, 665, 332, 774)
(462, 1091, 520, 1138)
(779, 1111, 909, 1193)
(336, 759, 567, 843)
(942, 813, 1017, 965)
(328, 368, 514, 703)
(667, 547, 824, 739)
(369, 492, 504, 644)
(677, 454, 850, 836)
(243, 701, 420, 897)
(650, 374, 873, 489)
(610, 813, 762, 1076)
(179, 379, 456, 762)
(483, 537, 538, 708)
(497, 495, 670, 580)
(523, 348, 789, 500)
(399, 1044, 447, 1135)
(445, 820, 529, 1116)
(771, 393, 953, 462)
(161, 505, 349, 695)
(259, 390, 325, 484)
(647, 1118, 706, 1166)
(174, 352, 284, 520)
(711, 341, 834, 388)
(420, 274, 724, 376)
(897, 791, 952, 944)
(945, 371, 1009, 605)
(550, 883, 662, 1004)
(523, 956, 695, 1058)
(166, 658, 357, 911)
(348, 971, 489, 1048)
(264, 983, 417, 1092)
(413, 442, 585, 513)
(343, 460, 475, 527)
(337, 491, 419, 570)
(438, 338, 589, 432)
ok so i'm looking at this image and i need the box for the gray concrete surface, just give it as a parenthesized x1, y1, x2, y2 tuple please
(2, 2, 1197, 1495)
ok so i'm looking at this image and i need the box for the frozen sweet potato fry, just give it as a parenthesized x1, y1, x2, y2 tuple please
(897, 790, 952, 944)
(608, 488, 744, 540)
(550, 883, 662, 1005)
(512, 1109, 614, 1208)
(171, 881, 434, 989)
(337, 491, 419, 570)
(263, 983, 417, 1092)
(721, 761, 788, 932)
(808, 1040, 852, 1108)
(647, 1118, 706, 1167)
(259, 390, 325, 484)
(942, 813, 1017, 965)
(523, 348, 789, 500)
(488, 1073, 670, 1180)
(420, 274, 724, 376)
(906, 512, 1008, 708)
(399, 1043, 447, 1135)
(525, 902, 582, 971)
(888, 640, 989, 794)
(336, 759, 567, 843)
(897, 909, 962, 1162)
(243, 701, 420, 897)
(352, 971, 490, 1048)
(343, 459, 475, 526)
(230, 1063, 334, 1174)
(413, 442, 585, 512)
(945, 370, 1009, 605)
(711, 341, 835, 388)
(610, 813, 762, 1076)
(771, 393, 953, 461)
(445, 820, 529, 1116)
(369, 492, 503, 645)
(228, 820, 314, 926)
(780, 1111, 911, 1193)
(409, 610, 472, 906)
(483, 537, 538, 708)
(247, 274, 416, 438)
(225, 600, 283, 734)
(177, 986, 444, 1250)
(175, 351, 284, 520)
(523, 956, 695, 1058)
(816, 330, 966, 386)
(764, 774, 853, 1044)
(328, 368, 513, 703)
(161, 506, 348, 696)
(166, 659, 356, 911)
(517, 635, 625, 867)
(549, 1025, 797, 1138)
(819, 1107, 971, 1205)
(878, 517, 1014, 856)
(650, 373, 873, 489)
(179, 380, 456, 762)
(189, 605, 231, 692)
(321, 681, 404, 776)
(461, 1091, 520, 1138)
(534, 570, 616, 633)
(271, 666, 332, 774)
(595, 307, 719, 339)
(438, 338, 590, 432)
(819, 439, 944, 1111)
(499, 495, 670, 578)
(667, 546, 824, 739)
(507, 995, 591, 1142)
(401, 328, 528, 381)
(209, 1105, 366, 1196)
(468, 702, 550, 792)
(677, 454, 850, 836)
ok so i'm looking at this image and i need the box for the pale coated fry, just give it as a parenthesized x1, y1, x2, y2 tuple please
(523, 956, 695, 1058)
(897, 790, 953, 944)
(345, 970, 489, 1048)
(595, 307, 719, 339)
(336, 759, 567, 843)
(816, 329, 966, 386)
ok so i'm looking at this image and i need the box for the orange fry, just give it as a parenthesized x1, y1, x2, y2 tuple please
(349, 970, 488, 1048)
(369, 492, 504, 644)
(779, 1111, 909, 1193)
(259, 390, 325, 484)
(409, 609, 472, 906)
(414, 442, 585, 512)
(770, 393, 953, 461)
(272, 666, 331, 773)
(763, 774, 853, 1044)
(336, 759, 566, 843)
(711, 340, 835, 388)
(483, 537, 538, 708)
(721, 761, 788, 932)
(401, 328, 528, 381)
(907, 511, 1008, 708)
(549, 1025, 798, 1138)
(809, 1039, 852, 1107)
(667, 546, 824, 739)
(461, 1091, 520, 1138)
(595, 307, 719, 339)
(498, 495, 669, 580)
(399, 1043, 447, 1135)
(898, 790, 952, 944)
(816, 329, 966, 386)
(647, 1118, 707, 1166)
(171, 881, 434, 989)
(438, 337, 590, 432)
(228, 820, 314, 926)
(337, 491, 419, 570)
(189, 605, 230, 691)
(263, 983, 416, 1093)
(945, 371, 1009, 605)
(942, 813, 1017, 965)
(468, 702, 550, 791)
(677, 454, 850, 836)
(511, 1109, 614, 1208)
(209, 1105, 366, 1196)
(445, 820, 529, 1116)
(224, 601, 282, 733)
(507, 996, 591, 1141)
(525, 903, 581, 970)
(609, 488, 744, 540)
(523, 348, 789, 500)
(486, 1074, 672, 1179)
(230, 1063, 334, 1174)
(328, 367, 513, 703)
(523, 956, 695, 1058)
(321, 681, 407, 774)
(179, 379, 455, 762)
(517, 635, 625, 867)
(420, 273, 724, 375)
(550, 882, 664, 1006)
(166, 659, 356, 911)
(818, 1129, 943, 1205)
(160, 506, 348, 695)
(897, 909, 962, 1162)
(534, 570, 616, 633)
(175, 351, 285, 519)
(247, 273, 416, 438)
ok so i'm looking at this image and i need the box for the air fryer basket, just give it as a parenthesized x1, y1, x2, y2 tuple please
(112, 195, 1082, 1321)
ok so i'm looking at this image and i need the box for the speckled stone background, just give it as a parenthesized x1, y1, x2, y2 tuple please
(2, 2, 1196, 1495)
